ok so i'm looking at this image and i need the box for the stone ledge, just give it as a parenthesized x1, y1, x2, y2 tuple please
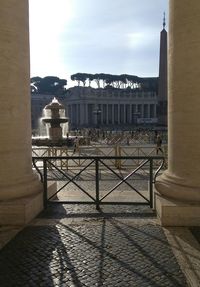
(155, 192, 200, 226)
(0, 192, 43, 225)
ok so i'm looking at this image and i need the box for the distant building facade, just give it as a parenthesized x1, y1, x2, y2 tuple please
(66, 86, 158, 130)
(31, 84, 158, 132)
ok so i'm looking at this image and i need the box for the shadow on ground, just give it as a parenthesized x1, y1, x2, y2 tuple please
(38, 203, 157, 219)
(0, 204, 188, 287)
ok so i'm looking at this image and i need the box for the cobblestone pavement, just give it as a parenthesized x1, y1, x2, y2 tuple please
(0, 204, 189, 287)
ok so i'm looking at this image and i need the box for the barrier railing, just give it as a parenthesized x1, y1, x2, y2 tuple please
(32, 155, 165, 210)
(32, 145, 167, 170)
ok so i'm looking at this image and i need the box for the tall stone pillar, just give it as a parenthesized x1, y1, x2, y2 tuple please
(155, 0, 200, 226)
(128, 104, 131, 124)
(112, 105, 114, 124)
(0, 0, 43, 224)
(85, 104, 88, 125)
(79, 102, 84, 127)
(123, 104, 126, 124)
(77, 104, 80, 126)
(106, 104, 109, 125)
(157, 14, 168, 126)
(117, 104, 120, 125)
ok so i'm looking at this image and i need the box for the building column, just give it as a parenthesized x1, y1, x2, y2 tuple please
(98, 104, 102, 124)
(129, 104, 132, 124)
(0, 0, 43, 224)
(112, 105, 114, 124)
(123, 104, 126, 124)
(105, 104, 108, 125)
(85, 104, 88, 125)
(79, 102, 84, 127)
(155, 0, 200, 226)
(117, 104, 120, 125)
(147, 104, 150, 118)
(77, 104, 80, 126)
(74, 104, 77, 127)
(141, 104, 144, 118)
(153, 104, 156, 118)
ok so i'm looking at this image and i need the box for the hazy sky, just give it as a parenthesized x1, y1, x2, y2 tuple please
(29, 0, 168, 86)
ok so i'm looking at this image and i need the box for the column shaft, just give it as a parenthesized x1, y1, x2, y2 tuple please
(0, 0, 42, 200)
(155, 0, 200, 202)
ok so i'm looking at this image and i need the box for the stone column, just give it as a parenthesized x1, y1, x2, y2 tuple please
(79, 102, 84, 127)
(147, 104, 150, 119)
(0, 0, 43, 224)
(129, 104, 132, 124)
(155, 0, 200, 226)
(112, 105, 114, 124)
(76, 104, 79, 126)
(117, 104, 119, 125)
(106, 104, 108, 125)
(85, 104, 88, 125)
(123, 104, 126, 124)
(98, 104, 102, 124)
(141, 104, 144, 118)
(153, 104, 156, 119)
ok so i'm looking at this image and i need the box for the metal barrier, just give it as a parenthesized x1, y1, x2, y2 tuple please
(32, 155, 165, 210)
(91, 130, 168, 145)
(32, 145, 167, 170)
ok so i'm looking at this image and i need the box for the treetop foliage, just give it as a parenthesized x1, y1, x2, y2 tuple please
(31, 76, 67, 95)
(70, 72, 158, 91)
(31, 73, 158, 95)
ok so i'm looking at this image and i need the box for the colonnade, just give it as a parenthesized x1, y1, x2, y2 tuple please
(0, 0, 200, 226)
(68, 103, 157, 127)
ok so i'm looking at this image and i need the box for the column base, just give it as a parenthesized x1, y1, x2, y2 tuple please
(155, 171, 200, 202)
(155, 192, 200, 226)
(0, 192, 43, 225)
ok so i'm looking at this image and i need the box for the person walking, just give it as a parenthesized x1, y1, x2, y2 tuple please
(156, 135, 163, 154)
(73, 136, 79, 154)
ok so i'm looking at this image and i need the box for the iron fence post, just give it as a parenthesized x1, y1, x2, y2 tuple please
(149, 158, 153, 208)
(95, 158, 100, 210)
(43, 159, 48, 209)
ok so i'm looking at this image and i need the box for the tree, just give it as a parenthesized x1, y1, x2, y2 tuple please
(87, 73, 94, 87)
(94, 73, 101, 88)
(30, 76, 67, 95)
(31, 76, 42, 93)
(71, 73, 87, 86)
(70, 72, 158, 91)
(139, 77, 158, 92)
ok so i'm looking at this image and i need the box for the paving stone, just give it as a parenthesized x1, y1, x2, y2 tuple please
(0, 205, 188, 287)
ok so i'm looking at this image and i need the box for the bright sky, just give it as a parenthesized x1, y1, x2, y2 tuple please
(29, 0, 168, 87)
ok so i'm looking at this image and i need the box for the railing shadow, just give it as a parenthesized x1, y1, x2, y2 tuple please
(37, 203, 156, 219)
(0, 205, 188, 287)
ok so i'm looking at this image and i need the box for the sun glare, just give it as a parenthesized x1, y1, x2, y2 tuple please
(29, 0, 74, 77)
